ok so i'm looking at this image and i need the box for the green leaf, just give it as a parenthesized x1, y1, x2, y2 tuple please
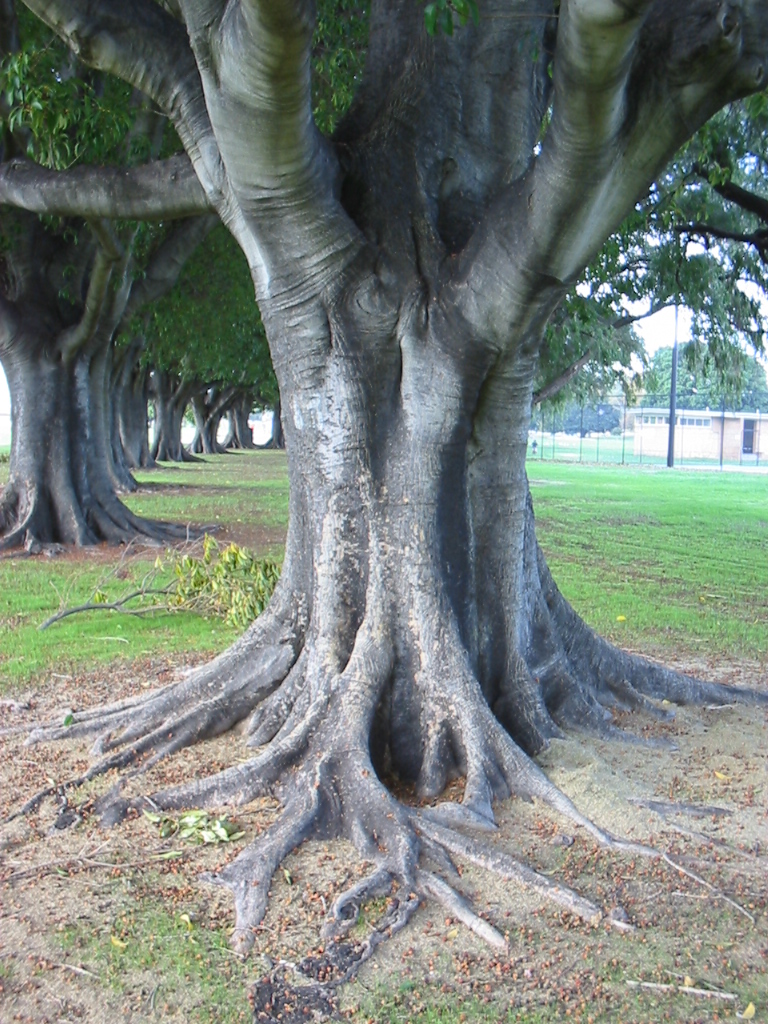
(63, 713, 74, 727)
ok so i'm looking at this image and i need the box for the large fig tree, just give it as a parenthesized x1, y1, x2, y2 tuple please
(11, 0, 768, 953)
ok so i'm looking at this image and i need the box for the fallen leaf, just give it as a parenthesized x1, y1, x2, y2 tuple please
(616, 615, 626, 622)
(446, 928, 459, 939)
(714, 771, 731, 782)
(742, 1003, 755, 1020)
(110, 935, 127, 950)
(683, 975, 694, 988)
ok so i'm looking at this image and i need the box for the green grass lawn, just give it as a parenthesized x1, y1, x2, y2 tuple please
(529, 461, 768, 660)
(1, 452, 766, 691)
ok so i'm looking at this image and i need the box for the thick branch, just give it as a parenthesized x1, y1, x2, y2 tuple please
(57, 225, 122, 363)
(21, 0, 197, 118)
(710, 177, 768, 223)
(0, 155, 210, 220)
(19, 0, 237, 242)
(534, 347, 594, 404)
(458, 0, 768, 342)
(178, 0, 362, 301)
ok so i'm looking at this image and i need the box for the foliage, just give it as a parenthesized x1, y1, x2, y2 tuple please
(643, 345, 768, 411)
(537, 97, 768, 408)
(423, 0, 479, 37)
(312, 0, 368, 134)
(143, 808, 245, 844)
(169, 534, 280, 629)
(141, 225, 277, 407)
(0, 27, 134, 169)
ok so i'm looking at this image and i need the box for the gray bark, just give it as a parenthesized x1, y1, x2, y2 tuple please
(150, 370, 197, 462)
(16, 0, 768, 960)
(113, 339, 155, 470)
(0, 299, 183, 549)
(222, 394, 255, 449)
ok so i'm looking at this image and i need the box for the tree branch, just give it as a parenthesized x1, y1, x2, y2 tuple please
(708, 178, 768, 225)
(0, 154, 210, 220)
(121, 215, 219, 324)
(534, 347, 594, 404)
(457, 0, 768, 343)
(21, 0, 198, 120)
(177, 0, 362, 301)
(674, 220, 768, 259)
(19, 0, 238, 236)
(57, 221, 123, 363)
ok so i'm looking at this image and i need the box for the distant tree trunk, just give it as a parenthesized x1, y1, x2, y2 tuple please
(190, 387, 236, 454)
(270, 397, 284, 450)
(150, 371, 197, 463)
(258, 396, 284, 449)
(0, 305, 182, 550)
(114, 339, 155, 470)
(223, 393, 255, 449)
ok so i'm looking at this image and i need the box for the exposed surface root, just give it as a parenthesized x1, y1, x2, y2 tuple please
(0, 469, 207, 553)
(537, 545, 768, 712)
(12, 531, 767, 980)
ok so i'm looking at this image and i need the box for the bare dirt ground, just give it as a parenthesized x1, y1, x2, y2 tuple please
(1, 651, 767, 1024)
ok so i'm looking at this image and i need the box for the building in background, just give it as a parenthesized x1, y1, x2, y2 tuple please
(633, 408, 765, 463)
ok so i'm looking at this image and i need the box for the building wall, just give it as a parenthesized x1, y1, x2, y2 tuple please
(633, 412, 766, 461)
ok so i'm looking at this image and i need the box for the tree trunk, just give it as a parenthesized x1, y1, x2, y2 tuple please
(190, 389, 232, 454)
(114, 342, 155, 470)
(17, 0, 768, 964)
(258, 397, 284, 450)
(150, 371, 198, 463)
(223, 394, 256, 449)
(36, 270, 768, 948)
(0, 314, 185, 550)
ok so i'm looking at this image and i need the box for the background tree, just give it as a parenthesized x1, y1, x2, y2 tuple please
(0, 3, 212, 548)
(643, 343, 768, 410)
(142, 223, 277, 457)
(12, 0, 768, 960)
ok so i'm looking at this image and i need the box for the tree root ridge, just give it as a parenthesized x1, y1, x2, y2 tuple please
(11, 529, 766, 978)
(523, 543, 768, 745)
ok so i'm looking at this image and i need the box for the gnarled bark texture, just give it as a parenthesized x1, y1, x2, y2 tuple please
(15, 0, 768, 960)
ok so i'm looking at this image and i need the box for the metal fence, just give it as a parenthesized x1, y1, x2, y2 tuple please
(529, 397, 765, 468)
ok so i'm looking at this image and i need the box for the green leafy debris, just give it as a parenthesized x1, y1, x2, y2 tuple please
(167, 535, 280, 629)
(143, 808, 245, 845)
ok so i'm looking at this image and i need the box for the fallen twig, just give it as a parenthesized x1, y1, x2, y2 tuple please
(628, 797, 732, 819)
(5, 848, 190, 883)
(39, 590, 171, 630)
(626, 980, 737, 1001)
(660, 852, 755, 923)
(52, 961, 100, 980)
